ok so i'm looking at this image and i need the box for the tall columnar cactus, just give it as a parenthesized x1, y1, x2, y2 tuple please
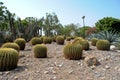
(43, 37, 52, 44)
(63, 43, 83, 60)
(80, 40, 90, 50)
(91, 38, 98, 46)
(14, 38, 26, 50)
(56, 36, 64, 45)
(96, 39, 110, 50)
(2, 42, 20, 52)
(30, 37, 42, 45)
(0, 48, 19, 71)
(33, 44, 47, 58)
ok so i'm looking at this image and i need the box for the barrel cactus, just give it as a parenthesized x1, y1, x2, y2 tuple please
(66, 37, 71, 41)
(30, 37, 42, 45)
(72, 37, 84, 44)
(2, 42, 20, 52)
(33, 44, 47, 58)
(56, 36, 64, 45)
(91, 38, 98, 46)
(96, 39, 110, 50)
(52, 36, 57, 42)
(80, 40, 89, 50)
(43, 37, 52, 44)
(63, 43, 83, 60)
(14, 38, 26, 50)
(0, 48, 19, 71)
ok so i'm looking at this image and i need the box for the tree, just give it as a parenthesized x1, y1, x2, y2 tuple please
(95, 17, 120, 32)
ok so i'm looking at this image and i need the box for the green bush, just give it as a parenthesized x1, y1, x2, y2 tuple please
(43, 37, 52, 44)
(33, 44, 47, 58)
(30, 37, 42, 45)
(91, 38, 98, 46)
(56, 36, 64, 45)
(2, 42, 20, 52)
(14, 38, 26, 50)
(63, 43, 83, 60)
(96, 40, 110, 50)
(0, 48, 19, 71)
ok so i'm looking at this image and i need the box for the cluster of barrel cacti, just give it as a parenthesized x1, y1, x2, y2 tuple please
(56, 36, 64, 45)
(14, 38, 26, 50)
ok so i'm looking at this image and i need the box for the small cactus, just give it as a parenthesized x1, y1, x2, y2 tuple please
(2, 42, 20, 52)
(0, 48, 19, 71)
(63, 43, 83, 60)
(30, 37, 42, 45)
(91, 38, 98, 46)
(43, 37, 52, 44)
(33, 44, 47, 58)
(72, 37, 84, 44)
(52, 36, 57, 42)
(79, 40, 90, 50)
(56, 36, 64, 45)
(14, 38, 26, 50)
(66, 37, 71, 41)
(96, 39, 110, 50)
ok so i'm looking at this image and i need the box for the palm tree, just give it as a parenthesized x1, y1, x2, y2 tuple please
(82, 16, 85, 38)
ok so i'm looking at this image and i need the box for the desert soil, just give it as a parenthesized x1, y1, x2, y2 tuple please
(0, 41, 120, 80)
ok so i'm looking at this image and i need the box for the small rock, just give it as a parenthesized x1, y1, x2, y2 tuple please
(85, 55, 99, 67)
(105, 65, 110, 69)
(44, 71, 49, 74)
(53, 76, 57, 79)
(5, 71, 10, 74)
(0, 72, 3, 75)
(77, 62, 81, 65)
(90, 65, 96, 70)
(52, 70, 57, 74)
(26, 55, 29, 57)
(14, 76, 18, 80)
(118, 68, 120, 71)
(69, 70, 73, 74)
(36, 71, 40, 73)
(110, 45, 116, 50)
(25, 69, 28, 71)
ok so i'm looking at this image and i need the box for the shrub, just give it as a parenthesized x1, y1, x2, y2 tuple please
(96, 39, 110, 50)
(2, 42, 20, 52)
(43, 37, 52, 44)
(91, 38, 98, 46)
(30, 37, 42, 45)
(33, 44, 47, 58)
(56, 36, 64, 45)
(63, 43, 83, 60)
(0, 48, 19, 71)
(14, 38, 26, 50)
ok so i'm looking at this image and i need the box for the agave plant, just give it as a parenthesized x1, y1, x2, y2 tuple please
(113, 37, 120, 50)
(88, 30, 120, 44)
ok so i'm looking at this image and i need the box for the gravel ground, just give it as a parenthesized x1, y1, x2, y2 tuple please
(0, 41, 120, 80)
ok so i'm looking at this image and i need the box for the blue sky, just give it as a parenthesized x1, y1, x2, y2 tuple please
(1, 0, 120, 26)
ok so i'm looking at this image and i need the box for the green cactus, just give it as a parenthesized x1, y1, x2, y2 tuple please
(63, 43, 83, 60)
(30, 37, 42, 45)
(14, 38, 26, 50)
(56, 36, 64, 45)
(0, 48, 19, 71)
(91, 38, 98, 46)
(72, 37, 84, 44)
(2, 42, 20, 52)
(66, 37, 71, 41)
(96, 39, 110, 50)
(79, 40, 89, 50)
(52, 36, 57, 42)
(33, 44, 47, 58)
(43, 37, 52, 44)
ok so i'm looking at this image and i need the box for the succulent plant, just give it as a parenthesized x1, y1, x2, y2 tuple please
(56, 36, 64, 45)
(80, 40, 90, 50)
(72, 37, 84, 44)
(14, 38, 26, 50)
(63, 43, 83, 60)
(1, 42, 20, 52)
(33, 44, 47, 58)
(43, 37, 52, 44)
(30, 37, 42, 45)
(0, 48, 19, 71)
(52, 36, 57, 42)
(91, 38, 98, 46)
(96, 39, 110, 50)
(66, 37, 71, 41)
